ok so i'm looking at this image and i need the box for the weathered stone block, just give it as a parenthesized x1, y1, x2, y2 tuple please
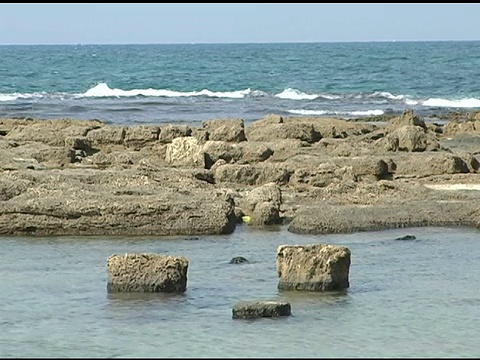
(202, 118, 246, 143)
(165, 136, 205, 167)
(158, 124, 192, 144)
(124, 125, 160, 150)
(277, 244, 350, 291)
(86, 126, 126, 146)
(107, 253, 189, 293)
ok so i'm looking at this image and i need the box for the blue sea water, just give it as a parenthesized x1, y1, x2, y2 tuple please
(1, 41, 480, 125)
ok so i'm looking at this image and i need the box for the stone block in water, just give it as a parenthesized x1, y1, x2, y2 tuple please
(107, 253, 189, 293)
(277, 244, 350, 291)
(232, 300, 291, 319)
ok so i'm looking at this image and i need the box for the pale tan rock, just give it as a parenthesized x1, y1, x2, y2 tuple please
(277, 244, 351, 291)
(107, 253, 189, 293)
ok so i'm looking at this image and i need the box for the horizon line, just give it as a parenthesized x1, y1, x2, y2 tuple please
(0, 39, 479, 46)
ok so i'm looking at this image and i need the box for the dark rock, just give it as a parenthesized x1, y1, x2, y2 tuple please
(395, 235, 416, 241)
(229, 256, 249, 264)
(232, 300, 291, 319)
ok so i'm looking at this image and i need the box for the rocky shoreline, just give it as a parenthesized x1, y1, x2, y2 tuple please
(1, 109, 480, 236)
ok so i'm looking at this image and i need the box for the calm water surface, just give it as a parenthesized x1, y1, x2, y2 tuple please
(1, 225, 479, 358)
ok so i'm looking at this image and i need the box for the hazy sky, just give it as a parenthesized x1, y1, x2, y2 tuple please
(1, 3, 479, 45)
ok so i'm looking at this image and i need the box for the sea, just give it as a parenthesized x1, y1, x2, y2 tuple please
(1, 41, 480, 125)
(1, 226, 479, 358)
(1, 42, 480, 358)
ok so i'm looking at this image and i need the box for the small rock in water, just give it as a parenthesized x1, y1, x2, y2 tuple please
(395, 235, 416, 241)
(229, 256, 249, 264)
(232, 300, 291, 319)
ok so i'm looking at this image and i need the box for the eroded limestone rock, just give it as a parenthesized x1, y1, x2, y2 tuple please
(277, 244, 351, 291)
(107, 253, 189, 293)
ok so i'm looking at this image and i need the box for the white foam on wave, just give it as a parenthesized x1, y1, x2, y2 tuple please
(0, 92, 51, 102)
(319, 93, 343, 100)
(2, 83, 480, 112)
(372, 91, 406, 100)
(82, 83, 254, 99)
(405, 99, 419, 105)
(288, 109, 384, 116)
(421, 97, 480, 108)
(277, 89, 411, 102)
(275, 88, 319, 100)
(346, 109, 385, 116)
(288, 109, 329, 115)
(405, 97, 480, 108)
(0, 94, 19, 101)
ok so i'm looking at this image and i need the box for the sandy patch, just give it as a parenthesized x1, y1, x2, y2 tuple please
(423, 184, 480, 191)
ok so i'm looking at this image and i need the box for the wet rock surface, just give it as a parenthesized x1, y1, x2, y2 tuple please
(232, 300, 292, 319)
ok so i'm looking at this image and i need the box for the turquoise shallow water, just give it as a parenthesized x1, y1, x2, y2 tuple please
(1, 225, 479, 358)
(1, 41, 480, 124)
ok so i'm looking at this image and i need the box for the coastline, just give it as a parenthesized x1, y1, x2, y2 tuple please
(1, 109, 480, 237)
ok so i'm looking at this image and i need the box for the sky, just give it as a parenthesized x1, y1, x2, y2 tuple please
(0, 3, 479, 45)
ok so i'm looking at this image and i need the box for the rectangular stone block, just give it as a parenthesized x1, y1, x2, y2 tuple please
(277, 244, 350, 291)
(107, 253, 188, 293)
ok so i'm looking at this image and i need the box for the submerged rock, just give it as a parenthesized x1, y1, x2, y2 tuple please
(395, 235, 417, 241)
(229, 256, 249, 264)
(232, 300, 291, 319)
